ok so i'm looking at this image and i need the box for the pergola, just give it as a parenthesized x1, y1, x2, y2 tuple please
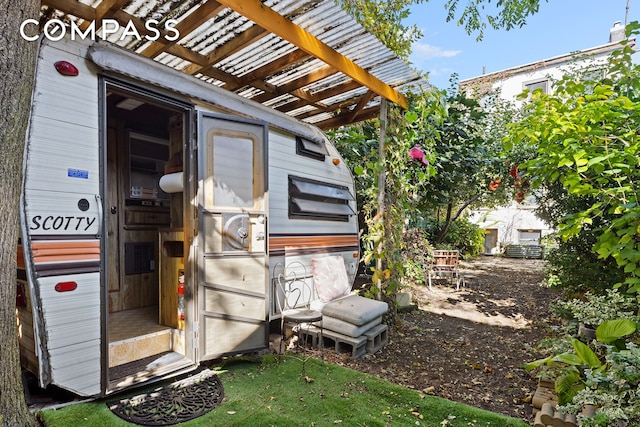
(39, 0, 430, 130)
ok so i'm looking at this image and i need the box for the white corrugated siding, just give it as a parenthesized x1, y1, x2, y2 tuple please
(38, 274, 101, 396)
(23, 38, 102, 396)
(267, 130, 357, 235)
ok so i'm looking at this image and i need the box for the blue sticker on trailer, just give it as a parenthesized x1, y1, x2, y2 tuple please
(68, 168, 89, 179)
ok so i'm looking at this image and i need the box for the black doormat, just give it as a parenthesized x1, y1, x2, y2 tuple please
(107, 369, 224, 426)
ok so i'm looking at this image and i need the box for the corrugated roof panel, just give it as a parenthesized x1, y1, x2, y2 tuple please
(321, 86, 369, 105)
(40, 0, 430, 129)
(262, 93, 297, 108)
(217, 34, 296, 76)
(305, 112, 334, 124)
(287, 104, 323, 117)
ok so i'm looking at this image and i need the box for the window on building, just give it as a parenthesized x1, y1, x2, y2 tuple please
(524, 79, 549, 95)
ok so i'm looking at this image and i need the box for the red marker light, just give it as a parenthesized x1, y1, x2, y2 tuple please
(54, 61, 79, 76)
(55, 281, 78, 292)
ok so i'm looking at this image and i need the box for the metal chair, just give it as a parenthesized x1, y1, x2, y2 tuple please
(427, 250, 461, 290)
(274, 261, 323, 375)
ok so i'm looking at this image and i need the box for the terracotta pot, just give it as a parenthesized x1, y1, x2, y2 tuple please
(578, 323, 596, 340)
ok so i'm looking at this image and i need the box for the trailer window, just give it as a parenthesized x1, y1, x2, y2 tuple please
(209, 133, 257, 209)
(289, 176, 355, 221)
(296, 136, 328, 161)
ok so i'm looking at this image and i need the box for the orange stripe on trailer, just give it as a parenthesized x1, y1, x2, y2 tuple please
(269, 235, 358, 251)
(31, 241, 99, 250)
(30, 240, 100, 265)
(32, 248, 100, 256)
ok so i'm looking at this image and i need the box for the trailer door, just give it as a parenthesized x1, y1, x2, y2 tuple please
(196, 113, 268, 360)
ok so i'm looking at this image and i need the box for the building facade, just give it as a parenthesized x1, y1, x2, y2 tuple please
(460, 22, 631, 256)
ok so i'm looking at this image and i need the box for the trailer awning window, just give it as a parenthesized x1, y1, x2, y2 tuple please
(289, 176, 355, 221)
(296, 136, 328, 161)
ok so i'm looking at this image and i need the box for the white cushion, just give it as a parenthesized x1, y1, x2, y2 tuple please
(318, 316, 382, 338)
(311, 255, 351, 302)
(320, 295, 388, 326)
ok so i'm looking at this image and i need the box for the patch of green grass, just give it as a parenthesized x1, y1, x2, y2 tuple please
(39, 355, 529, 426)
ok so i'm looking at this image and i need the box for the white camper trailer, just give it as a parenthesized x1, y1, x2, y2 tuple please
(16, 37, 359, 397)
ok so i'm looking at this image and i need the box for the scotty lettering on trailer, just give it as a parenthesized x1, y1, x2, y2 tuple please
(30, 215, 97, 231)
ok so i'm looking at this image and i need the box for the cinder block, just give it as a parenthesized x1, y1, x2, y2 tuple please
(364, 323, 388, 354)
(321, 328, 367, 358)
(299, 325, 323, 348)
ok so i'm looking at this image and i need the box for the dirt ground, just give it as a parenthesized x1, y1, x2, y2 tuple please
(322, 256, 560, 424)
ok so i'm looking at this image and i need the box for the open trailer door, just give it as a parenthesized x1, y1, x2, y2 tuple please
(196, 113, 269, 360)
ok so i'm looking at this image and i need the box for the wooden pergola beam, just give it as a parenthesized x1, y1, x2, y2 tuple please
(216, 0, 407, 109)
(95, 0, 129, 22)
(315, 106, 380, 130)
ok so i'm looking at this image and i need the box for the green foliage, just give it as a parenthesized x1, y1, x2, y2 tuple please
(331, 91, 444, 298)
(417, 83, 518, 245)
(553, 288, 640, 330)
(507, 22, 640, 292)
(528, 289, 640, 418)
(527, 321, 637, 406)
(536, 182, 626, 295)
(596, 319, 637, 347)
(441, 218, 486, 257)
(444, 0, 543, 41)
(337, 0, 426, 60)
(561, 342, 640, 426)
(400, 228, 434, 287)
(418, 216, 485, 257)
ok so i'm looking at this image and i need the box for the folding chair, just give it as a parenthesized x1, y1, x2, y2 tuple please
(273, 262, 323, 375)
(427, 250, 461, 290)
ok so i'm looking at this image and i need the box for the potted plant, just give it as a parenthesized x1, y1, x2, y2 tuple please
(527, 319, 639, 426)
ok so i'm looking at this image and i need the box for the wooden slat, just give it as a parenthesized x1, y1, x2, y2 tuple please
(165, 44, 210, 67)
(345, 90, 376, 123)
(276, 80, 361, 113)
(95, 0, 129, 22)
(316, 106, 380, 130)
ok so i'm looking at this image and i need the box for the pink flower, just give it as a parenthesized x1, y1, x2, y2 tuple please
(408, 144, 429, 166)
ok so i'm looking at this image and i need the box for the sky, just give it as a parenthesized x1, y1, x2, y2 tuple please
(404, 0, 637, 89)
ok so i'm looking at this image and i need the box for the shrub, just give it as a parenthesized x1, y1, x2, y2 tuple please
(400, 227, 433, 286)
(553, 288, 640, 329)
(420, 217, 484, 257)
(443, 219, 485, 257)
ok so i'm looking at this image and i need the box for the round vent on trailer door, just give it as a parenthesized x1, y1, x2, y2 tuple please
(222, 213, 250, 251)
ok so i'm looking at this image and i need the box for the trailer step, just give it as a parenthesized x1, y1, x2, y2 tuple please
(109, 329, 173, 368)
